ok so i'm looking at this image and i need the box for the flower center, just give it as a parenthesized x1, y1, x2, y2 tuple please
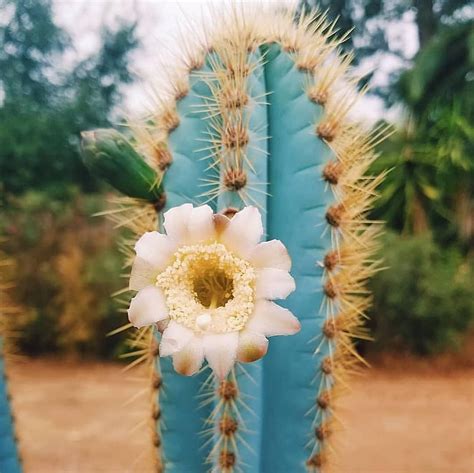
(156, 243, 256, 333)
(193, 269, 234, 309)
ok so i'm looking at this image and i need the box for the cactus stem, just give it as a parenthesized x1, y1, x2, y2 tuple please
(0, 248, 23, 472)
(92, 5, 390, 471)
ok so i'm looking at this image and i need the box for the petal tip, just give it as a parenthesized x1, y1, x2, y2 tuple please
(238, 342, 268, 363)
(173, 354, 202, 376)
(290, 317, 302, 335)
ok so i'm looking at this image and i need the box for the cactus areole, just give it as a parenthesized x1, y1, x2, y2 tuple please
(81, 5, 384, 473)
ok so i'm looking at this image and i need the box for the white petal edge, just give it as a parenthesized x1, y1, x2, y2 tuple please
(247, 299, 301, 337)
(237, 330, 268, 363)
(250, 240, 291, 271)
(160, 321, 194, 357)
(129, 256, 158, 291)
(204, 332, 239, 380)
(135, 232, 175, 270)
(221, 206, 263, 258)
(188, 205, 215, 243)
(172, 336, 204, 376)
(163, 203, 193, 244)
(128, 286, 169, 328)
(255, 268, 296, 300)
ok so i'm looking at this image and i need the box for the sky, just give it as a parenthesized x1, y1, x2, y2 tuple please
(52, 0, 420, 124)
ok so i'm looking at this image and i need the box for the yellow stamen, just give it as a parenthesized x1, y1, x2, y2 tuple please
(156, 243, 256, 333)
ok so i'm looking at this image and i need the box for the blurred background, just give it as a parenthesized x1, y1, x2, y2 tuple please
(0, 0, 473, 472)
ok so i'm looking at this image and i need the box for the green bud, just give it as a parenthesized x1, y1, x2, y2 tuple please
(81, 129, 163, 202)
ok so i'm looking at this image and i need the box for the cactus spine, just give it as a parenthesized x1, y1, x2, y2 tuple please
(0, 249, 22, 473)
(82, 5, 386, 472)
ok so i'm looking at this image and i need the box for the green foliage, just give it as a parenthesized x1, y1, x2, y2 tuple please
(372, 124, 439, 234)
(368, 233, 474, 354)
(398, 21, 474, 113)
(375, 21, 474, 248)
(0, 0, 69, 105)
(0, 191, 127, 358)
(0, 0, 138, 197)
(300, 0, 473, 99)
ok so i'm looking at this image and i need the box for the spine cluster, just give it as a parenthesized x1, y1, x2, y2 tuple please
(201, 374, 242, 473)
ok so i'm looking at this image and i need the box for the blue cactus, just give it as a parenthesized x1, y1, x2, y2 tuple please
(82, 6, 384, 472)
(0, 252, 22, 473)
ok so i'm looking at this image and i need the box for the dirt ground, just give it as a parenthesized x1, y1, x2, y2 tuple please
(6, 358, 474, 473)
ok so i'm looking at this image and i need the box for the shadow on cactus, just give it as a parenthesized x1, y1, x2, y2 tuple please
(0, 245, 22, 473)
(81, 5, 386, 472)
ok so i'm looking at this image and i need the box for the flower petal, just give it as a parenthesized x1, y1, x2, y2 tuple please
(250, 240, 291, 271)
(129, 257, 158, 291)
(160, 321, 194, 357)
(128, 286, 168, 328)
(221, 206, 263, 257)
(163, 203, 193, 243)
(172, 336, 204, 376)
(237, 331, 268, 363)
(135, 232, 175, 270)
(255, 268, 296, 300)
(188, 205, 215, 243)
(247, 299, 301, 337)
(204, 332, 239, 380)
(213, 213, 230, 236)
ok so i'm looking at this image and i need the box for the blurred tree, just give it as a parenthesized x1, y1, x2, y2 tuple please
(299, 0, 473, 99)
(0, 0, 69, 106)
(0, 0, 138, 197)
(371, 122, 440, 234)
(0, 191, 127, 358)
(375, 21, 474, 248)
(368, 233, 474, 355)
(398, 21, 474, 114)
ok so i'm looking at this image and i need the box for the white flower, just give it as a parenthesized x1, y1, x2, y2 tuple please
(127, 204, 300, 379)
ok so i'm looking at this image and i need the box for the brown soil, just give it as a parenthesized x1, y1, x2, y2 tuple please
(6, 358, 474, 473)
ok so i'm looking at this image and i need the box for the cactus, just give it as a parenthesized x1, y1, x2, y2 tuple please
(0, 249, 22, 473)
(82, 5, 385, 472)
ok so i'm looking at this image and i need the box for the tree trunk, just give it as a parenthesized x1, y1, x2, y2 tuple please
(412, 193, 430, 235)
(413, 0, 437, 47)
(455, 185, 474, 251)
